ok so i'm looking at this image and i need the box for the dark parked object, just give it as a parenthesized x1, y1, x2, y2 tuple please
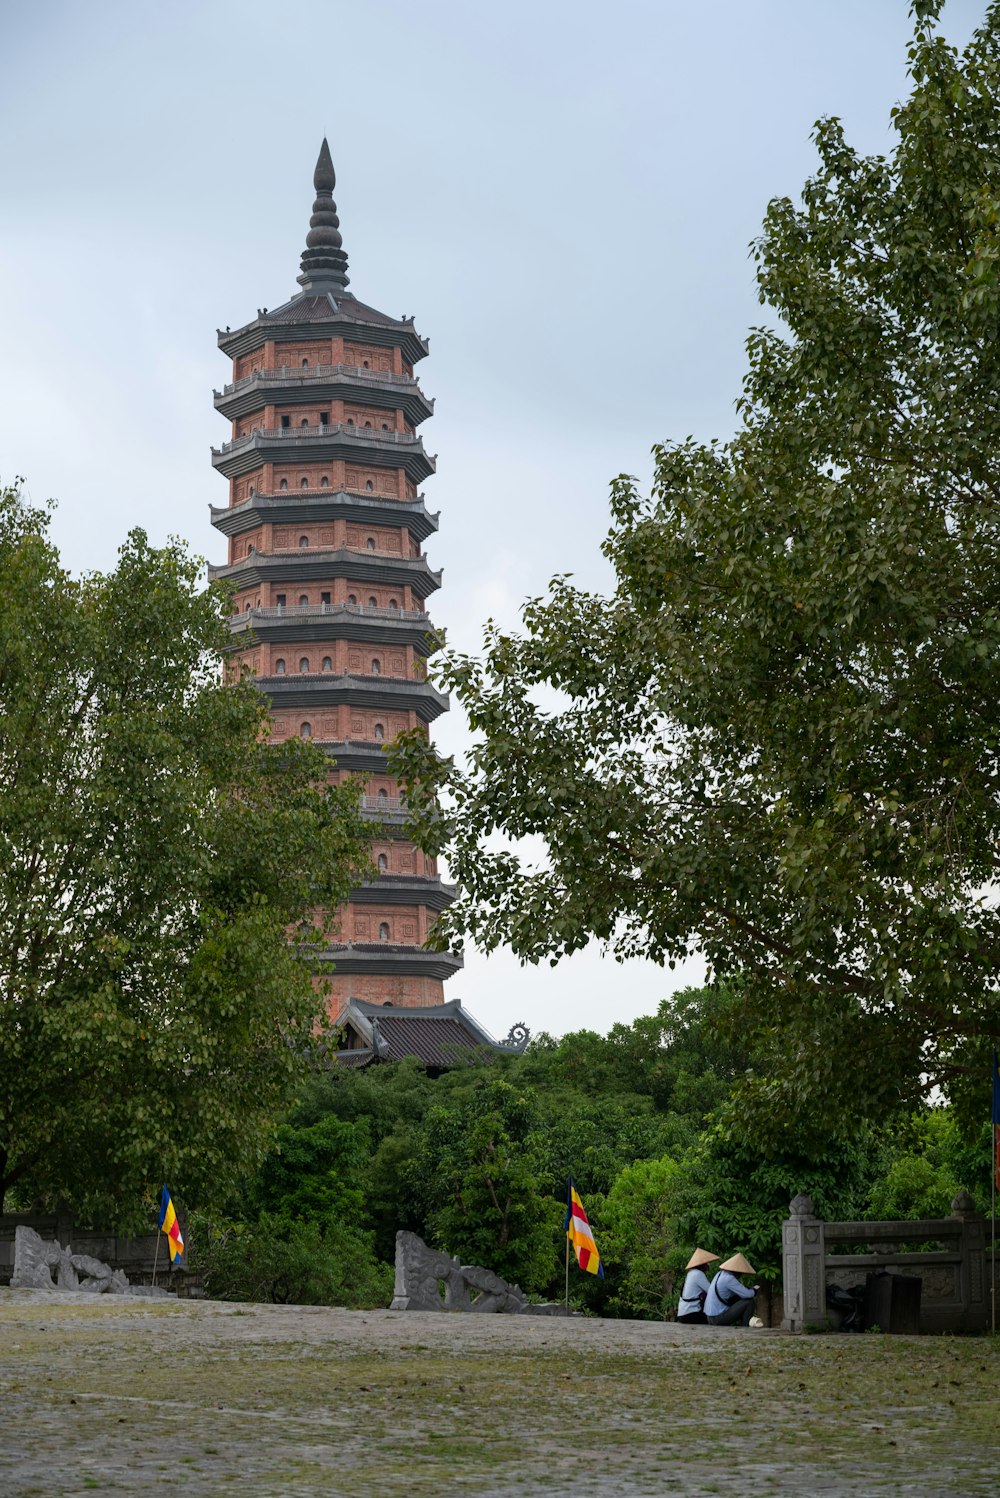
(865, 1271, 922, 1334)
(825, 1283, 866, 1332)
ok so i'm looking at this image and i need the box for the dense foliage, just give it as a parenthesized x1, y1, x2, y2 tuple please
(0, 484, 371, 1226)
(390, 2, 1000, 1137)
(199, 985, 992, 1314)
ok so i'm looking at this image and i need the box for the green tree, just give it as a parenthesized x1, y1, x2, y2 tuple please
(0, 485, 371, 1225)
(601, 1155, 683, 1320)
(419, 1077, 560, 1293)
(392, 3, 1000, 1137)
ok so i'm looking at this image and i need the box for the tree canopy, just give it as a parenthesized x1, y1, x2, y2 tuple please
(0, 484, 371, 1224)
(392, 3, 1000, 1135)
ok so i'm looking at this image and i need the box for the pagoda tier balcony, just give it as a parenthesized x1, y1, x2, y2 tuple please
(214, 365, 433, 426)
(210, 489, 440, 545)
(217, 292, 428, 368)
(228, 601, 439, 654)
(308, 738, 395, 774)
(261, 672, 448, 723)
(315, 942, 463, 982)
(211, 423, 436, 484)
(208, 547, 442, 599)
(350, 874, 456, 913)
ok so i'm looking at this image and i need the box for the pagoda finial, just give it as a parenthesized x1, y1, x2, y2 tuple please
(298, 138, 350, 293)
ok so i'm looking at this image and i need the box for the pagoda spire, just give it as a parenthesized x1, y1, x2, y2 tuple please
(297, 138, 350, 293)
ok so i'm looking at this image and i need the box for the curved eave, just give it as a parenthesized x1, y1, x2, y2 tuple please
(228, 612, 440, 655)
(210, 491, 440, 544)
(208, 550, 442, 597)
(211, 432, 435, 484)
(350, 877, 456, 913)
(260, 674, 448, 722)
(215, 375, 433, 426)
(319, 944, 463, 980)
(217, 299, 428, 367)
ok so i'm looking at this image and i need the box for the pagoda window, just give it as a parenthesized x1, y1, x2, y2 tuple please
(275, 659, 286, 674)
(365, 481, 374, 492)
(388, 598, 398, 610)
(248, 485, 255, 496)
(300, 722, 311, 739)
(299, 594, 309, 606)
(374, 723, 385, 742)
(381, 423, 389, 431)
(321, 591, 331, 605)
(368, 596, 378, 608)
(299, 657, 309, 674)
(322, 657, 332, 673)
(320, 475, 329, 487)
(281, 415, 290, 429)
(348, 594, 357, 605)
(362, 360, 370, 369)
(300, 478, 309, 489)
(300, 418, 309, 427)
(377, 853, 387, 871)
(319, 412, 329, 426)
(279, 479, 288, 489)
(276, 593, 286, 607)
(366, 537, 375, 551)
(364, 421, 372, 428)
(299, 536, 309, 548)
(378, 922, 389, 942)
(371, 659, 381, 675)
(347, 418, 355, 426)
(302, 358, 309, 368)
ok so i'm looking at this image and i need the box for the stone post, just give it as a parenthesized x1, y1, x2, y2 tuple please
(950, 1189, 988, 1332)
(781, 1193, 828, 1332)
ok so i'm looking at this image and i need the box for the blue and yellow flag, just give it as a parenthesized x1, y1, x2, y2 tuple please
(565, 1180, 603, 1278)
(159, 1187, 185, 1266)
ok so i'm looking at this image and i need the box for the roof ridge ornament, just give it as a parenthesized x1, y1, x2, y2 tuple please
(297, 138, 351, 294)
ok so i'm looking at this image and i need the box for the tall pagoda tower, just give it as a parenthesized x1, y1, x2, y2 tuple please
(209, 140, 461, 1015)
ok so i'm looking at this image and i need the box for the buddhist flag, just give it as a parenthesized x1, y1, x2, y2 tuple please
(992, 1051, 1000, 1193)
(565, 1180, 604, 1278)
(159, 1187, 185, 1266)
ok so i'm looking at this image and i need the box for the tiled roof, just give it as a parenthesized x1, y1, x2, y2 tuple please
(264, 292, 409, 330)
(335, 998, 529, 1070)
(375, 1014, 487, 1066)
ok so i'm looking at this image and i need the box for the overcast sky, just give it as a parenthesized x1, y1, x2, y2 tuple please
(0, 0, 985, 1041)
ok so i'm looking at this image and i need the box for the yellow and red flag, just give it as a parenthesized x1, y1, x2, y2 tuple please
(565, 1180, 603, 1277)
(159, 1187, 185, 1265)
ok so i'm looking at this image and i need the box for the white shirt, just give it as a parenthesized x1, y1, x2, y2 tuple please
(705, 1269, 755, 1318)
(677, 1267, 713, 1317)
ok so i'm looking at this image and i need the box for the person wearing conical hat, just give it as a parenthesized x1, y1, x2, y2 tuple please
(705, 1252, 758, 1327)
(675, 1248, 720, 1325)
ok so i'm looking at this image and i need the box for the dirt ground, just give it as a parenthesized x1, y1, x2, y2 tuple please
(1, 1287, 997, 1497)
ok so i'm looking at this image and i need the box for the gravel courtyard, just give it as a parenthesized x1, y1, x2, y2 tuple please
(1, 1287, 997, 1496)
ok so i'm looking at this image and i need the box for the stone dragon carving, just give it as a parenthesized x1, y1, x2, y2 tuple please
(11, 1226, 165, 1296)
(390, 1230, 563, 1314)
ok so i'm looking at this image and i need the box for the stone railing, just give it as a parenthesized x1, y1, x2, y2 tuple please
(218, 364, 421, 397)
(215, 423, 424, 457)
(235, 603, 429, 622)
(362, 795, 405, 812)
(781, 1191, 990, 1333)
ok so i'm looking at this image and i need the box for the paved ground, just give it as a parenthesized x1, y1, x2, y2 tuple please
(1, 1287, 998, 1496)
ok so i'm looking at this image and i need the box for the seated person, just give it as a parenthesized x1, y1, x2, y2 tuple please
(676, 1247, 719, 1324)
(705, 1253, 758, 1326)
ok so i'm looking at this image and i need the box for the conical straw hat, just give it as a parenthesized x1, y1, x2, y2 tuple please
(720, 1253, 756, 1275)
(685, 1247, 720, 1270)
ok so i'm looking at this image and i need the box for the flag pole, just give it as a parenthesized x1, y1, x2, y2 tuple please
(565, 1233, 570, 1317)
(151, 1220, 161, 1289)
(991, 1114, 996, 1335)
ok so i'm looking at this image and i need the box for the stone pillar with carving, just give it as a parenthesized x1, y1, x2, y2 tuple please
(950, 1189, 989, 1331)
(781, 1193, 828, 1332)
